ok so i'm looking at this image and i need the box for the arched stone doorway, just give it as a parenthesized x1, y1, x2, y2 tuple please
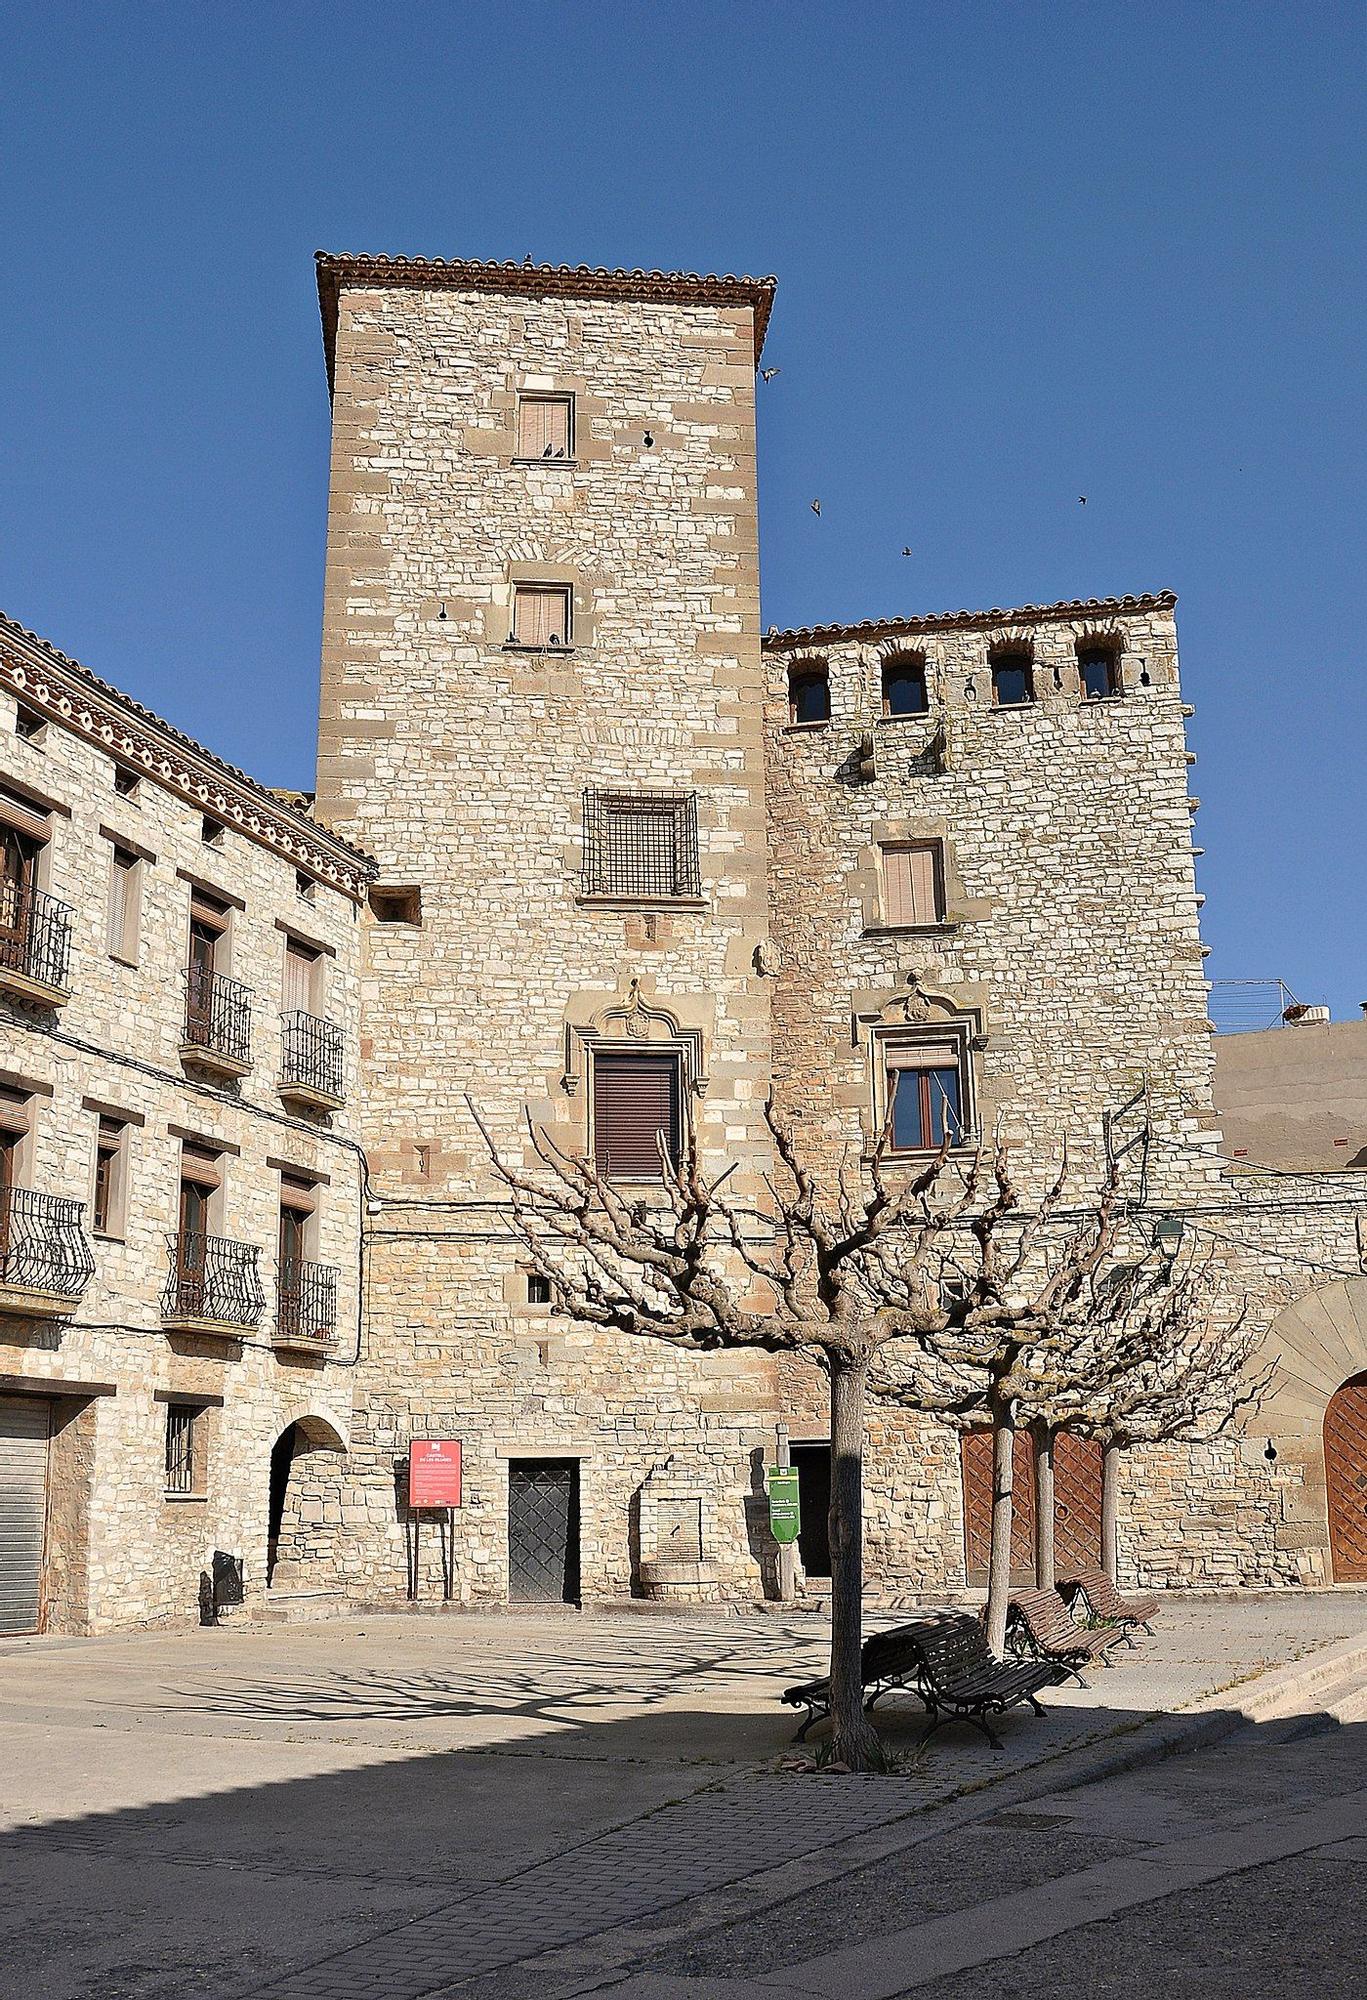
(1324, 1372, 1367, 1582)
(266, 1414, 347, 1589)
(1257, 1278, 1367, 1582)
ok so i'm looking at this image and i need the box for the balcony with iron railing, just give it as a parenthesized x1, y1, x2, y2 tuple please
(275, 1259, 340, 1352)
(0, 886, 74, 1005)
(180, 966, 253, 1078)
(279, 1012, 345, 1112)
(161, 1231, 265, 1334)
(0, 1186, 95, 1316)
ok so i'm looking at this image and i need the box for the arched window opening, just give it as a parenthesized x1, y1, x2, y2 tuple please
(881, 655, 928, 718)
(990, 651, 1034, 708)
(787, 663, 830, 727)
(1078, 644, 1121, 702)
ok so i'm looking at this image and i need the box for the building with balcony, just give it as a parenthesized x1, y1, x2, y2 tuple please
(0, 613, 372, 1634)
(3, 250, 1364, 1634)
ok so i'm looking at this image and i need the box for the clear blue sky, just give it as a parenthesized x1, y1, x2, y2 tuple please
(3, 2, 1362, 1015)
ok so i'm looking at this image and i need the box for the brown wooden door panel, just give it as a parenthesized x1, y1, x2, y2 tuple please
(961, 1429, 1035, 1585)
(1325, 1374, 1367, 1583)
(1054, 1432, 1104, 1577)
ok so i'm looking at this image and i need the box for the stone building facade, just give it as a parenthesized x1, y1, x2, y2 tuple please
(0, 612, 371, 1633)
(3, 251, 1364, 1633)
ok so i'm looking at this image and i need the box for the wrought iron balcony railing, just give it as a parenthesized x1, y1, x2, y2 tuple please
(280, 1012, 345, 1105)
(162, 1231, 265, 1328)
(182, 965, 253, 1069)
(0, 1186, 95, 1302)
(0, 884, 74, 996)
(276, 1259, 340, 1348)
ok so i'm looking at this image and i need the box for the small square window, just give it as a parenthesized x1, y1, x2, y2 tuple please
(526, 1272, 552, 1306)
(201, 816, 225, 847)
(788, 665, 830, 726)
(113, 765, 141, 798)
(1078, 648, 1121, 701)
(517, 395, 573, 461)
(881, 843, 943, 927)
(15, 706, 47, 744)
(512, 584, 572, 649)
(370, 884, 422, 925)
(295, 870, 315, 901)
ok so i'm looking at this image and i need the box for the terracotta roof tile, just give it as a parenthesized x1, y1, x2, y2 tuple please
(315, 251, 778, 379)
(762, 591, 1178, 650)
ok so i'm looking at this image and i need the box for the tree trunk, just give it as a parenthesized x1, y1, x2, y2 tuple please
(827, 1350, 880, 1769)
(1034, 1427, 1055, 1590)
(984, 1402, 1015, 1657)
(1101, 1438, 1121, 1582)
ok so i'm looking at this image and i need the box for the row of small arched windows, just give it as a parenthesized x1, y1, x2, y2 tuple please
(786, 645, 1122, 727)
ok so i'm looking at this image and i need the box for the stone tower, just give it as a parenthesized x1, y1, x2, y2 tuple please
(313, 254, 783, 1603)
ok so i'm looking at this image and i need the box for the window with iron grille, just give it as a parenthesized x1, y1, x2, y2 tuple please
(582, 790, 700, 900)
(516, 395, 573, 461)
(165, 1404, 197, 1495)
(592, 1050, 684, 1178)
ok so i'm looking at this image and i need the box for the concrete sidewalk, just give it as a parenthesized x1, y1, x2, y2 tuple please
(0, 1597, 1362, 1999)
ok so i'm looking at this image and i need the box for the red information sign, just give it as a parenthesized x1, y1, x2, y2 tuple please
(409, 1438, 462, 1509)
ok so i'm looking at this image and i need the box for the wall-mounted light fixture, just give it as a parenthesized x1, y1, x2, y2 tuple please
(1152, 1212, 1185, 1262)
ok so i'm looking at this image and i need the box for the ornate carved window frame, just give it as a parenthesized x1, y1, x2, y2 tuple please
(853, 975, 987, 1156)
(562, 979, 709, 1102)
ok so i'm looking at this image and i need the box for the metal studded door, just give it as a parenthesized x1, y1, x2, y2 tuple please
(508, 1459, 580, 1603)
(1325, 1373, 1367, 1583)
(0, 1396, 50, 1635)
(1053, 1433, 1104, 1577)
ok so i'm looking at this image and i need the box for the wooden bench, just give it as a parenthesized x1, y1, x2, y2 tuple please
(781, 1612, 1062, 1751)
(1004, 1587, 1117, 1684)
(1058, 1562, 1159, 1645)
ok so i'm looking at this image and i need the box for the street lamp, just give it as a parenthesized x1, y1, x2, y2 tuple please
(1152, 1212, 1185, 1263)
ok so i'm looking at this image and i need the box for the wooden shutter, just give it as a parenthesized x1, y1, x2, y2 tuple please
(518, 398, 570, 458)
(882, 845, 939, 926)
(283, 941, 316, 1014)
(514, 586, 569, 647)
(593, 1053, 680, 1177)
(107, 849, 140, 959)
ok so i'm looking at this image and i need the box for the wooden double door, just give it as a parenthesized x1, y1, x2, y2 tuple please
(961, 1430, 1103, 1585)
(1325, 1373, 1367, 1583)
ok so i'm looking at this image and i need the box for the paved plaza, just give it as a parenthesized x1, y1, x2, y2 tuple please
(0, 1598, 1364, 1999)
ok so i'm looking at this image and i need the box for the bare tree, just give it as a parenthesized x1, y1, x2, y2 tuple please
(470, 1093, 996, 1769)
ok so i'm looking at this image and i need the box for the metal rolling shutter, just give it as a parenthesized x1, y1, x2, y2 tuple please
(0, 1396, 49, 1635)
(592, 1053, 680, 1178)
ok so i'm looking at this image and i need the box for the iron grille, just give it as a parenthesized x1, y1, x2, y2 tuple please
(280, 1012, 345, 1101)
(164, 1406, 196, 1493)
(162, 1231, 265, 1327)
(183, 966, 253, 1067)
(582, 789, 700, 899)
(508, 1460, 580, 1603)
(0, 1187, 95, 1299)
(0, 884, 73, 993)
(277, 1259, 339, 1347)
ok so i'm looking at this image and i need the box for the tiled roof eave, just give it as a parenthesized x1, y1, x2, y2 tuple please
(315, 251, 778, 383)
(763, 592, 1179, 651)
(0, 615, 377, 900)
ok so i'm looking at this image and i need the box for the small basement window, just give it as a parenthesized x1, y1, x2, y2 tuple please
(1078, 646, 1121, 701)
(369, 884, 422, 926)
(881, 656, 928, 718)
(526, 1272, 552, 1306)
(788, 664, 830, 727)
(990, 653, 1034, 707)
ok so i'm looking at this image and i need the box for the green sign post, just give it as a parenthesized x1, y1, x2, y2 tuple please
(767, 1466, 801, 1546)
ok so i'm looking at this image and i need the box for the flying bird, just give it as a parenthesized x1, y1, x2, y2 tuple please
(901, 546, 913, 557)
(1078, 495, 1087, 505)
(810, 499, 821, 516)
(761, 367, 781, 382)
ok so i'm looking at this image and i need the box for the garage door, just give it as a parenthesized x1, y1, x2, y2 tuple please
(0, 1396, 50, 1634)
